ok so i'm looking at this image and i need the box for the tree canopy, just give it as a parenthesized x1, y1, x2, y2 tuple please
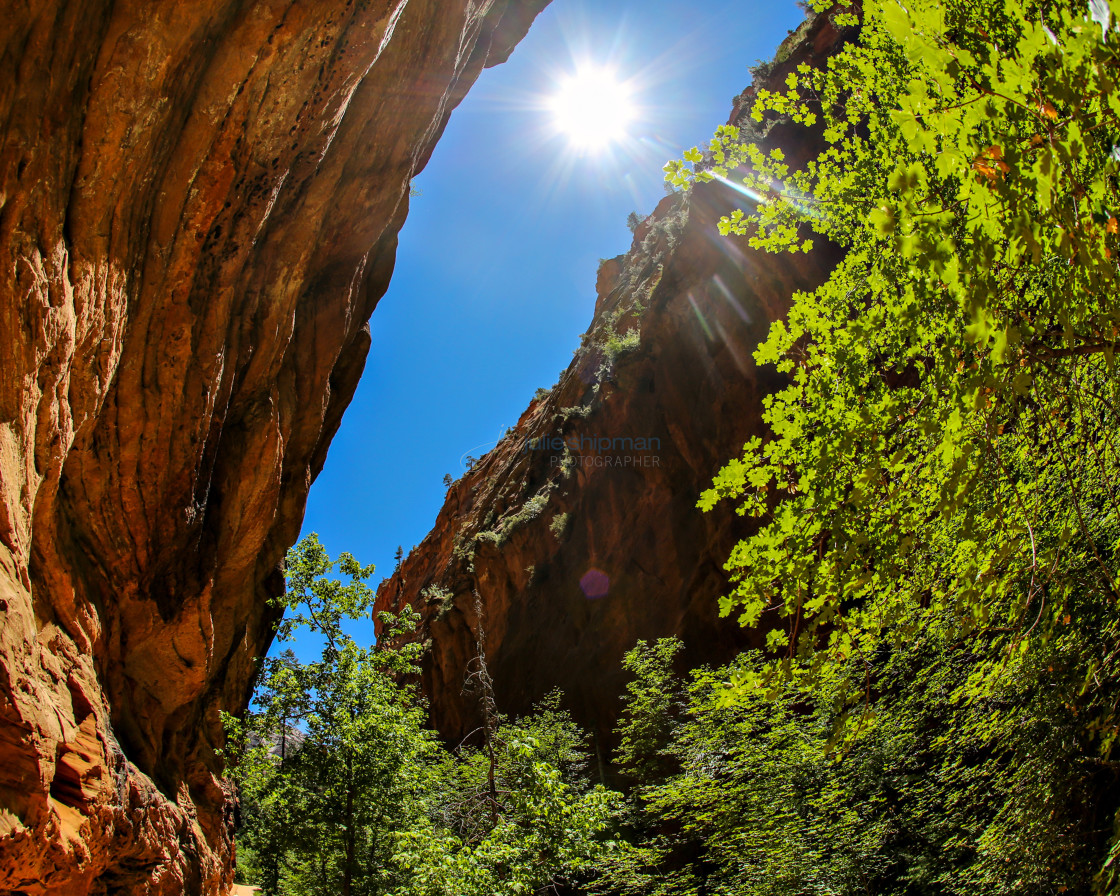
(223, 535, 617, 896)
(635, 0, 1120, 889)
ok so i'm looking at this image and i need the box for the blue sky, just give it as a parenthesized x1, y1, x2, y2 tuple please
(294, 0, 804, 654)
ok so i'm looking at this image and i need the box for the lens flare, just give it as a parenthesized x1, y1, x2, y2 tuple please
(550, 66, 634, 151)
(579, 568, 610, 600)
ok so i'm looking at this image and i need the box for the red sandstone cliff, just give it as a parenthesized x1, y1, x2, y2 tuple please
(0, 2, 547, 892)
(374, 10, 854, 748)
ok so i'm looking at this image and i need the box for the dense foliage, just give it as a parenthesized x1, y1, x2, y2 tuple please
(223, 536, 617, 896)
(635, 0, 1120, 891)
(596, 634, 1117, 895)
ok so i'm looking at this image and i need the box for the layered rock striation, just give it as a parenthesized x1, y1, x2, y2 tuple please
(374, 11, 853, 749)
(0, 1, 547, 892)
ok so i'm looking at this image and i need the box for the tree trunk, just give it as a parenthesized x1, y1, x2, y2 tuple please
(342, 752, 355, 896)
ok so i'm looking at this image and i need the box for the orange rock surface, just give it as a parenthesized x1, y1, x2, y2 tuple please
(0, 1, 547, 892)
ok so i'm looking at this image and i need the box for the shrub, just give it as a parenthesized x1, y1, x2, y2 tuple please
(549, 512, 570, 540)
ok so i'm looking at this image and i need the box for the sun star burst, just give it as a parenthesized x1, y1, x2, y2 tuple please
(550, 66, 635, 151)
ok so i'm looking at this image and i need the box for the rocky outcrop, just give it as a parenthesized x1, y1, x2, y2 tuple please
(375, 10, 854, 748)
(0, 1, 548, 892)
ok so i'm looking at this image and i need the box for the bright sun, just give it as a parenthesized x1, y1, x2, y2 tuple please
(550, 66, 634, 151)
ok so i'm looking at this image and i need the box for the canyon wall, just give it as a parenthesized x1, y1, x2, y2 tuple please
(0, 1, 548, 892)
(375, 11, 853, 749)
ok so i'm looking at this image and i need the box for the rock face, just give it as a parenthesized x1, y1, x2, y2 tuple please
(375, 11, 852, 749)
(0, 1, 548, 893)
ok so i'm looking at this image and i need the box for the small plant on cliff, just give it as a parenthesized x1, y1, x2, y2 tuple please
(561, 404, 592, 420)
(421, 584, 455, 620)
(549, 512, 570, 541)
(559, 445, 575, 479)
(478, 492, 550, 548)
(603, 327, 640, 363)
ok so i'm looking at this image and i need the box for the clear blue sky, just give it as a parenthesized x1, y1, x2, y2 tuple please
(294, 0, 804, 654)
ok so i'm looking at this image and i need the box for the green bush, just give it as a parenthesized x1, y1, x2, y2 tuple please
(549, 512, 570, 540)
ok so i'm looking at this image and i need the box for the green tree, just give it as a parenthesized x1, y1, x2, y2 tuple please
(614, 639, 687, 785)
(597, 623, 1115, 894)
(649, 0, 1120, 888)
(224, 535, 434, 896)
(673, 0, 1120, 680)
(667, 0, 1120, 698)
(225, 535, 618, 895)
(395, 693, 621, 896)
